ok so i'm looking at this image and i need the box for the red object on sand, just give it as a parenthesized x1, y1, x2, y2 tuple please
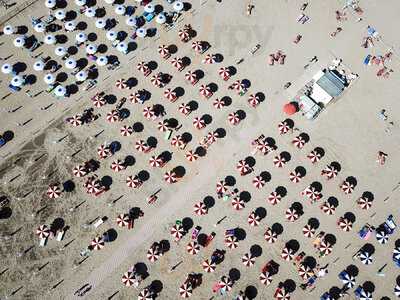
(283, 103, 297, 115)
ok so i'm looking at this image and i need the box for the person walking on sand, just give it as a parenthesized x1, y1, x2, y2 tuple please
(376, 151, 388, 165)
(246, 3, 254, 15)
(330, 27, 342, 37)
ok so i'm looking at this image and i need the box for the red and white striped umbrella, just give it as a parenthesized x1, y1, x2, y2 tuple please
(150, 74, 162, 87)
(178, 30, 189, 41)
(236, 160, 250, 174)
(91, 237, 105, 250)
(228, 112, 240, 125)
(252, 176, 265, 189)
(186, 241, 200, 255)
(115, 79, 127, 89)
(285, 208, 299, 222)
(143, 106, 155, 119)
(202, 54, 215, 64)
(273, 155, 286, 168)
(171, 135, 185, 148)
(111, 159, 125, 172)
(185, 71, 197, 84)
(138, 288, 153, 300)
(157, 120, 169, 132)
(298, 264, 314, 281)
(231, 80, 244, 91)
(164, 171, 177, 184)
(231, 197, 245, 210)
(193, 117, 206, 129)
(225, 235, 238, 249)
(302, 224, 316, 238)
(320, 202, 336, 215)
(307, 150, 321, 163)
(193, 201, 207, 215)
(257, 141, 271, 155)
(301, 187, 321, 202)
(278, 121, 290, 134)
(179, 283, 193, 298)
(164, 88, 177, 101)
(241, 253, 255, 267)
(186, 150, 199, 162)
(135, 140, 148, 152)
(120, 125, 133, 136)
(149, 156, 163, 167)
(248, 94, 260, 107)
(259, 271, 272, 286)
(357, 197, 372, 210)
(202, 259, 216, 272)
(267, 191, 282, 205)
(218, 277, 233, 292)
(36, 225, 50, 239)
(199, 85, 212, 98)
(191, 41, 202, 52)
(292, 136, 306, 149)
(147, 247, 160, 262)
(126, 175, 142, 188)
(340, 181, 354, 194)
(86, 181, 101, 194)
(171, 57, 183, 70)
(207, 131, 219, 143)
(158, 45, 170, 57)
(275, 289, 291, 300)
(106, 110, 120, 122)
(73, 165, 87, 177)
(321, 165, 338, 180)
(122, 271, 134, 287)
(318, 240, 332, 256)
(281, 247, 294, 261)
(248, 212, 261, 226)
(116, 213, 130, 227)
(92, 97, 106, 108)
(128, 92, 141, 104)
(264, 227, 277, 243)
(289, 171, 301, 183)
(170, 224, 185, 241)
(68, 115, 83, 127)
(179, 103, 190, 115)
(137, 61, 149, 73)
(218, 67, 230, 80)
(47, 185, 61, 199)
(216, 180, 228, 194)
(338, 218, 352, 232)
(213, 98, 225, 109)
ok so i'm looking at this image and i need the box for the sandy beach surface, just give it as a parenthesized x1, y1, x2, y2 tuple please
(0, 0, 400, 299)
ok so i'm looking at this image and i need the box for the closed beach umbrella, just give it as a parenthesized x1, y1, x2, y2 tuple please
(106, 30, 117, 41)
(13, 36, 25, 47)
(156, 13, 166, 24)
(33, 60, 45, 71)
(173, 1, 184, 11)
(96, 56, 108, 66)
(75, 70, 88, 82)
(125, 17, 137, 27)
(34, 23, 45, 33)
(84, 8, 96, 18)
(75, 0, 86, 6)
(75, 32, 87, 43)
(1, 63, 12, 74)
(115, 5, 126, 15)
(95, 19, 106, 29)
(65, 21, 76, 31)
(45, 0, 56, 8)
(11, 76, 23, 87)
(86, 44, 97, 54)
(3, 24, 14, 35)
(54, 85, 66, 97)
(54, 46, 67, 56)
(65, 58, 77, 69)
(144, 3, 155, 13)
(136, 28, 146, 38)
(44, 74, 56, 84)
(55, 9, 66, 20)
(117, 42, 128, 53)
(44, 34, 56, 45)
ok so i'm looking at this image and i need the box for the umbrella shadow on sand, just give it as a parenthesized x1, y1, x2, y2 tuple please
(275, 186, 287, 198)
(172, 166, 186, 178)
(228, 268, 241, 282)
(0, 207, 12, 219)
(100, 176, 113, 189)
(182, 217, 194, 232)
(208, 82, 218, 93)
(249, 244, 262, 257)
(193, 69, 204, 80)
(302, 256, 317, 269)
(104, 228, 118, 242)
(147, 60, 158, 71)
(285, 239, 300, 253)
(203, 196, 215, 209)
(215, 128, 226, 138)
(239, 191, 251, 203)
(159, 239, 170, 254)
(194, 146, 206, 157)
(259, 171, 271, 182)
(345, 264, 359, 277)
(236, 110, 246, 121)
(234, 228, 246, 241)
(362, 281, 375, 293)
(271, 223, 284, 235)
(254, 207, 267, 219)
(132, 122, 144, 132)
(201, 114, 212, 125)
(244, 285, 258, 299)
(307, 218, 320, 230)
(138, 170, 150, 182)
(63, 180, 75, 192)
(50, 218, 65, 232)
(134, 262, 149, 279)
(123, 155, 136, 167)
(187, 100, 198, 112)
(221, 96, 232, 107)
(283, 279, 296, 293)
(147, 136, 158, 148)
(167, 44, 178, 54)
(173, 87, 185, 97)
(149, 280, 163, 294)
(224, 175, 236, 186)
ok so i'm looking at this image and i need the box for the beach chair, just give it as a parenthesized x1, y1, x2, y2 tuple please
(56, 230, 65, 241)
(39, 237, 47, 247)
(93, 217, 105, 228)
